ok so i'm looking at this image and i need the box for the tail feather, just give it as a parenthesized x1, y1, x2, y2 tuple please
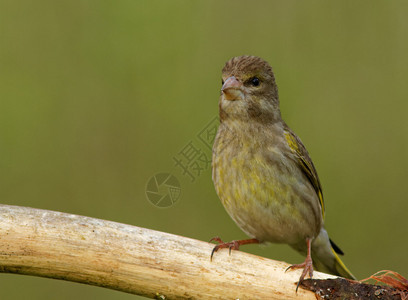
(329, 238, 344, 255)
(311, 228, 356, 280)
(313, 248, 356, 280)
(332, 249, 356, 280)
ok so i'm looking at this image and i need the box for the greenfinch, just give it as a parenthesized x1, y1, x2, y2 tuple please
(211, 55, 355, 288)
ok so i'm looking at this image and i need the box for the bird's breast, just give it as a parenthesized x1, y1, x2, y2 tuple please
(212, 122, 322, 244)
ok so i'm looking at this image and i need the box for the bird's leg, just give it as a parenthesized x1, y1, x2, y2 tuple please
(209, 237, 259, 261)
(286, 238, 314, 291)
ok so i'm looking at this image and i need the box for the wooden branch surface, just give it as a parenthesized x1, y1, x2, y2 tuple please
(0, 204, 336, 299)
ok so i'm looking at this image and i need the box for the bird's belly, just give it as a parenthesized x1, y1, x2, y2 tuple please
(213, 151, 322, 245)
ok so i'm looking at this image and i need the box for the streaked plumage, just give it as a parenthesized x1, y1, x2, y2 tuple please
(211, 56, 355, 287)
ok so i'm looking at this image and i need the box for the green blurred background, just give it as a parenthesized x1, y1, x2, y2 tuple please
(1, 0, 408, 298)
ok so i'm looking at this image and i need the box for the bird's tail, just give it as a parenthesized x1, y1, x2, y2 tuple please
(311, 228, 356, 280)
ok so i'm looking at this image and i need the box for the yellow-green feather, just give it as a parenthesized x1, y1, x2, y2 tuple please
(284, 130, 325, 218)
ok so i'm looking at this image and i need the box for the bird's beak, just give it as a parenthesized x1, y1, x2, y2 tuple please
(221, 76, 244, 101)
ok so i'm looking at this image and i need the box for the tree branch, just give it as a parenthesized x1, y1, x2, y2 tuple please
(0, 204, 335, 299)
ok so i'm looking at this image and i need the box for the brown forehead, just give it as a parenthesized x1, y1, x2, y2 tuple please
(222, 55, 273, 77)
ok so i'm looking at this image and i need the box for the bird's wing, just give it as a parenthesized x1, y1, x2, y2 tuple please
(283, 126, 325, 218)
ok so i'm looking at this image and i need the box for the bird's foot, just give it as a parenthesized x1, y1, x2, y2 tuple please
(285, 239, 313, 292)
(209, 237, 259, 261)
(285, 238, 314, 292)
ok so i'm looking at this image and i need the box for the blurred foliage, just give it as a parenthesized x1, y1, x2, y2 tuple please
(1, 0, 408, 299)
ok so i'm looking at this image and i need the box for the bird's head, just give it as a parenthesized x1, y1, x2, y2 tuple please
(219, 56, 281, 124)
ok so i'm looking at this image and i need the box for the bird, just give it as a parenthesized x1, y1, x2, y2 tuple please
(211, 55, 355, 289)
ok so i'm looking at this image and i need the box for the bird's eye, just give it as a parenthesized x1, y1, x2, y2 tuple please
(250, 77, 260, 86)
(221, 79, 225, 85)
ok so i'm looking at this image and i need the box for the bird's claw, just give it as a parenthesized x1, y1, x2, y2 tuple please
(286, 256, 314, 292)
(209, 237, 240, 261)
(209, 236, 224, 244)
